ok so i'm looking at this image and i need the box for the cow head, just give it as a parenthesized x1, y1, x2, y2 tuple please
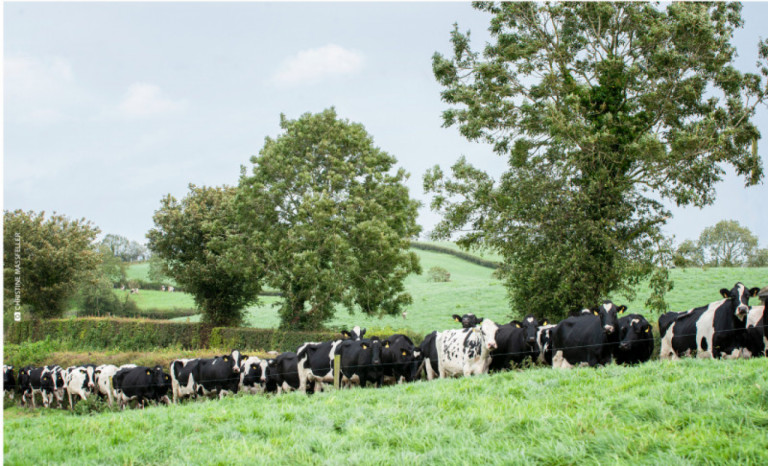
(223, 350, 243, 374)
(341, 326, 366, 340)
(619, 317, 652, 351)
(84, 366, 96, 390)
(592, 301, 625, 335)
(720, 283, 760, 321)
(454, 313, 483, 328)
(479, 319, 499, 350)
(521, 315, 541, 348)
(240, 356, 264, 388)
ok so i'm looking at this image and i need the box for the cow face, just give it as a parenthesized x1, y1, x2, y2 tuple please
(619, 318, 652, 351)
(454, 313, 483, 328)
(521, 315, 540, 348)
(594, 301, 625, 335)
(222, 350, 242, 374)
(479, 319, 499, 350)
(720, 283, 760, 321)
(341, 326, 366, 340)
(240, 357, 264, 388)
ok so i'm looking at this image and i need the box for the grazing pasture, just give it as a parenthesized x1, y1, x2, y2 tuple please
(4, 358, 767, 464)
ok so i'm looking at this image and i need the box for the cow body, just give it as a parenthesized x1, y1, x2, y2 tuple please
(551, 302, 624, 368)
(659, 283, 759, 360)
(113, 366, 168, 409)
(745, 305, 766, 358)
(435, 319, 499, 378)
(93, 365, 121, 406)
(536, 325, 555, 365)
(194, 351, 243, 399)
(297, 340, 342, 392)
(335, 338, 383, 388)
(265, 352, 302, 394)
(381, 334, 417, 385)
(4, 366, 16, 399)
(170, 358, 199, 403)
(41, 366, 66, 408)
(418, 331, 439, 380)
(490, 316, 541, 371)
(614, 314, 654, 365)
(65, 366, 96, 410)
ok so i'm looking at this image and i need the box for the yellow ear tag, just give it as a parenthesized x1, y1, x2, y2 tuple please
(362, 344, 368, 349)
(224, 357, 228, 361)
(454, 318, 460, 322)
(645, 328, 650, 333)
(385, 342, 390, 348)
(146, 370, 151, 375)
(593, 311, 599, 316)
(473, 328, 479, 333)
(402, 350, 407, 357)
(515, 323, 520, 328)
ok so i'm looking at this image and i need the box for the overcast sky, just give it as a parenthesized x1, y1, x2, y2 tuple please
(4, 2, 768, 248)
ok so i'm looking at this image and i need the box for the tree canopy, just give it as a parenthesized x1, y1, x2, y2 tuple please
(147, 185, 264, 326)
(3, 210, 101, 319)
(426, 2, 766, 318)
(237, 109, 422, 329)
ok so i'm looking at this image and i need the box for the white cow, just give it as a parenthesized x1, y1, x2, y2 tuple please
(169, 359, 197, 403)
(435, 319, 499, 378)
(65, 366, 96, 410)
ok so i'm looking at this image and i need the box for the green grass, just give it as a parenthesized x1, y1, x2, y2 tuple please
(114, 289, 197, 311)
(4, 358, 767, 464)
(124, 262, 150, 281)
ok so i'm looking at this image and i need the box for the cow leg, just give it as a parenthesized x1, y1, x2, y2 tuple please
(68, 391, 74, 411)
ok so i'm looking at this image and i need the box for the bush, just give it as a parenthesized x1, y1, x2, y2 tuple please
(427, 266, 451, 282)
(410, 242, 499, 269)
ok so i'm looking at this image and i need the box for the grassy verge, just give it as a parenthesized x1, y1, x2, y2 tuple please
(4, 358, 767, 464)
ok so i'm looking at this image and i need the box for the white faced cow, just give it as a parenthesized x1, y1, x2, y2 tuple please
(435, 319, 499, 378)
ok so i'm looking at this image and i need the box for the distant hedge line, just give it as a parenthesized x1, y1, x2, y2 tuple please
(410, 242, 500, 270)
(78, 307, 199, 320)
(4, 318, 422, 354)
(113, 279, 283, 297)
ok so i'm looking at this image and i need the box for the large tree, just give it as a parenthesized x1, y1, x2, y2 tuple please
(237, 109, 422, 329)
(147, 185, 264, 326)
(3, 210, 101, 319)
(698, 219, 758, 266)
(426, 2, 766, 318)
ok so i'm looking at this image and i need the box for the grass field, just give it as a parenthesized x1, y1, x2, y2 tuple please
(4, 358, 767, 464)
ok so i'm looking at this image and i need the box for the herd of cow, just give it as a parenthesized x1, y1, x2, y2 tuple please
(3, 282, 766, 411)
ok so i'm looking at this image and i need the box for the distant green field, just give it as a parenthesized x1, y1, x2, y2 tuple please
(5, 358, 767, 464)
(124, 262, 150, 281)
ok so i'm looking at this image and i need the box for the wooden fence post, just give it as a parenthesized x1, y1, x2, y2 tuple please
(333, 354, 341, 389)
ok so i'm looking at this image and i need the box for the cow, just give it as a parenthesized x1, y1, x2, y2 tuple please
(264, 352, 302, 394)
(113, 365, 168, 409)
(170, 358, 198, 403)
(240, 356, 268, 394)
(744, 305, 766, 358)
(659, 283, 760, 360)
(65, 365, 97, 410)
(94, 364, 129, 406)
(4, 365, 16, 399)
(614, 314, 654, 365)
(536, 324, 556, 365)
(435, 319, 499, 378)
(296, 326, 366, 392)
(551, 301, 625, 369)
(418, 331, 439, 380)
(489, 316, 543, 372)
(194, 350, 243, 399)
(18, 366, 43, 408)
(453, 313, 483, 329)
(335, 337, 383, 388)
(380, 334, 417, 385)
(41, 366, 67, 408)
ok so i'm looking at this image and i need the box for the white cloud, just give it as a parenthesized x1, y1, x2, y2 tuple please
(5, 55, 78, 123)
(117, 83, 187, 118)
(271, 44, 364, 86)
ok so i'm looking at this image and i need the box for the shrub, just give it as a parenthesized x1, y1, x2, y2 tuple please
(427, 266, 451, 282)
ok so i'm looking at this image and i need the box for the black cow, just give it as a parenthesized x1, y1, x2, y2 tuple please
(659, 283, 760, 359)
(194, 350, 244, 399)
(113, 365, 168, 409)
(264, 352, 302, 394)
(614, 314, 654, 365)
(335, 337, 383, 388)
(489, 315, 542, 372)
(4, 365, 16, 399)
(18, 366, 41, 407)
(453, 313, 483, 328)
(744, 305, 766, 358)
(381, 334, 417, 384)
(296, 326, 366, 392)
(418, 331, 439, 380)
(551, 301, 625, 368)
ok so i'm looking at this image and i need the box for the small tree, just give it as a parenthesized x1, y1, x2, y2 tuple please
(147, 185, 264, 326)
(673, 239, 704, 268)
(748, 248, 768, 267)
(3, 210, 101, 318)
(698, 220, 758, 266)
(427, 267, 451, 282)
(237, 109, 422, 329)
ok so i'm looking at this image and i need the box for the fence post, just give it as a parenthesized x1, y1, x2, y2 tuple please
(333, 354, 341, 389)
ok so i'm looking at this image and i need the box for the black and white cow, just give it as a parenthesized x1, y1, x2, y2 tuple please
(435, 319, 499, 378)
(41, 366, 66, 408)
(18, 366, 42, 408)
(535, 324, 556, 365)
(65, 365, 97, 410)
(264, 352, 302, 394)
(4, 365, 16, 399)
(418, 331, 439, 380)
(489, 316, 542, 372)
(380, 334, 417, 385)
(296, 326, 366, 392)
(614, 314, 654, 365)
(335, 337, 384, 388)
(659, 283, 760, 360)
(453, 313, 483, 329)
(194, 350, 244, 399)
(170, 358, 199, 403)
(239, 356, 268, 394)
(113, 365, 169, 409)
(93, 364, 127, 406)
(744, 305, 766, 358)
(551, 301, 625, 368)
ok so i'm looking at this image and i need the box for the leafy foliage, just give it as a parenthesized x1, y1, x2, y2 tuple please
(237, 109, 422, 329)
(698, 219, 759, 266)
(427, 266, 451, 282)
(3, 210, 101, 319)
(426, 2, 766, 318)
(147, 185, 264, 326)
(673, 239, 705, 268)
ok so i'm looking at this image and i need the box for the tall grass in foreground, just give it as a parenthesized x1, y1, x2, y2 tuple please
(4, 358, 767, 464)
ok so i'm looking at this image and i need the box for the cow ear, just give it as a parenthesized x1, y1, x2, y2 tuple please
(361, 343, 368, 350)
(592, 309, 599, 316)
(720, 288, 729, 299)
(477, 318, 484, 324)
(618, 305, 627, 314)
(453, 315, 461, 322)
(542, 320, 549, 326)
(223, 356, 229, 361)
(146, 370, 151, 375)
(341, 331, 350, 338)
(750, 287, 760, 297)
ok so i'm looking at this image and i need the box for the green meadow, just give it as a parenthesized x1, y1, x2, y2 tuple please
(4, 358, 767, 464)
